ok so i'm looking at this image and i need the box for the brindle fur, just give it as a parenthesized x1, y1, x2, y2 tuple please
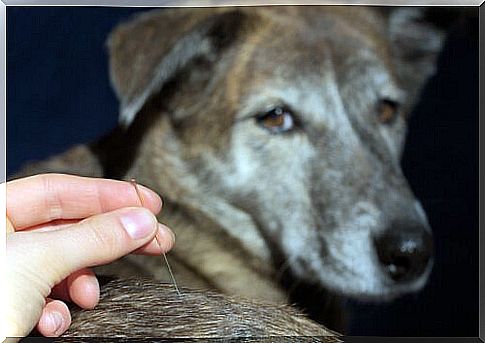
(16, 6, 451, 333)
(59, 277, 339, 339)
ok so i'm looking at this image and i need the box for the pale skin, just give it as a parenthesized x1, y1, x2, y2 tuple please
(5, 174, 176, 338)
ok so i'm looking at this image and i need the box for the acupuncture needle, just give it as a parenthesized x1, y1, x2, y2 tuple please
(130, 178, 182, 297)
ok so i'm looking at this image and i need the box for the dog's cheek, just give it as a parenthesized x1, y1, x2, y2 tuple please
(227, 125, 312, 191)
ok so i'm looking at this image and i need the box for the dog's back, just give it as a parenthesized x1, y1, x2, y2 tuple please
(60, 277, 338, 339)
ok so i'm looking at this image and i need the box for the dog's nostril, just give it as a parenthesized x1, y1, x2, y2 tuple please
(374, 228, 433, 282)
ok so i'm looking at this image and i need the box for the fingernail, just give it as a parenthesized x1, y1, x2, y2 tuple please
(120, 208, 157, 240)
(49, 311, 64, 335)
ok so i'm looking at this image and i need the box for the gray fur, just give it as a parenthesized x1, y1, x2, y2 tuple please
(62, 277, 339, 339)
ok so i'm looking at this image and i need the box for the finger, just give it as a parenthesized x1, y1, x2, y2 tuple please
(25, 219, 81, 233)
(49, 268, 99, 309)
(33, 207, 175, 283)
(35, 299, 71, 337)
(133, 223, 176, 255)
(7, 174, 162, 230)
(67, 269, 100, 309)
(29, 220, 175, 255)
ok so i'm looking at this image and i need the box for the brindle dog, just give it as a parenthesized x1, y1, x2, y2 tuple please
(18, 6, 453, 333)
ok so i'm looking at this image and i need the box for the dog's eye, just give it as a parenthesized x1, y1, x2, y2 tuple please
(256, 107, 295, 134)
(377, 99, 400, 124)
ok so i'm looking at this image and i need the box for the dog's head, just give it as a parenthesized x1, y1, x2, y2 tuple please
(106, 7, 448, 301)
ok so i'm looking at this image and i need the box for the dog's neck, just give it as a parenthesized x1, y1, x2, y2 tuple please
(158, 197, 287, 302)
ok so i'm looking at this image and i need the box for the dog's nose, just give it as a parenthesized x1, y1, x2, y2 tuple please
(373, 226, 433, 282)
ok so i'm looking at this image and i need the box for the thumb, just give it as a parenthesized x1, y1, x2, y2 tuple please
(41, 207, 164, 280)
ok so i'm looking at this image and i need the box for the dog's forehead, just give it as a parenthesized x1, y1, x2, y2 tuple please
(247, 8, 389, 77)
(227, 8, 394, 120)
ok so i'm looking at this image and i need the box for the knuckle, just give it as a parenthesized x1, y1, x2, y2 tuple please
(38, 174, 64, 221)
(84, 216, 124, 257)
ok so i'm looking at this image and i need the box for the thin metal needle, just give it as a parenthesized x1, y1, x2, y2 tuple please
(130, 178, 182, 296)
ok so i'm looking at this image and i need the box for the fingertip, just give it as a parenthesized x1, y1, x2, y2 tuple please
(157, 223, 175, 252)
(132, 238, 161, 255)
(138, 184, 163, 214)
(68, 269, 100, 309)
(132, 223, 175, 255)
(36, 299, 71, 337)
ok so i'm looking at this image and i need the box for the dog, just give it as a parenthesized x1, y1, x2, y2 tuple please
(17, 6, 450, 331)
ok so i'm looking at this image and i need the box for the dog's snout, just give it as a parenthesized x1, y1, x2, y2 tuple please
(374, 226, 433, 283)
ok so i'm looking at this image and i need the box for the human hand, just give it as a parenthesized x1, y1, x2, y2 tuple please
(5, 174, 175, 338)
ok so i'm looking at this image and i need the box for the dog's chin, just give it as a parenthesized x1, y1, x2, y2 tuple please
(292, 258, 433, 304)
(319, 261, 433, 303)
(334, 286, 411, 303)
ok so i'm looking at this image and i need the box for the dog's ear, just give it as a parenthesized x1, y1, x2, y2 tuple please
(107, 8, 250, 127)
(386, 7, 457, 96)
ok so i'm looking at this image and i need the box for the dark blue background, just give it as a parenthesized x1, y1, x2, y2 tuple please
(6, 7, 479, 337)
(7, 7, 145, 172)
